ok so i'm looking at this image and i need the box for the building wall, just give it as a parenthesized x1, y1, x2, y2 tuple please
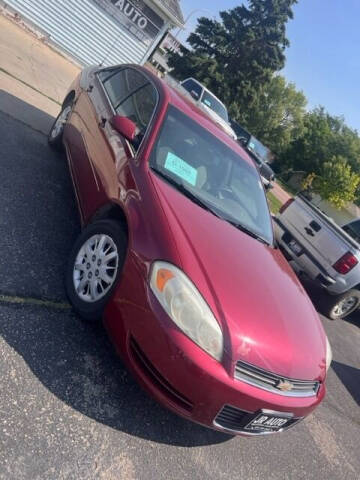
(2, 0, 171, 66)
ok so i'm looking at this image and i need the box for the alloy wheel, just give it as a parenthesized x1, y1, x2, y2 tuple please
(50, 105, 72, 139)
(332, 296, 358, 318)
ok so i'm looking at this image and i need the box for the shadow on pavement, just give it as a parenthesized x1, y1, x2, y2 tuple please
(332, 361, 360, 406)
(0, 303, 231, 447)
(0, 88, 57, 134)
(0, 93, 230, 447)
(298, 276, 360, 326)
(0, 92, 80, 301)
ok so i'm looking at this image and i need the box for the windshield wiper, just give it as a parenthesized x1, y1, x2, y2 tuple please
(151, 168, 223, 219)
(152, 167, 271, 246)
(226, 220, 270, 245)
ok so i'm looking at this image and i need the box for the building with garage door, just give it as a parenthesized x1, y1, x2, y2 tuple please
(1, 0, 184, 66)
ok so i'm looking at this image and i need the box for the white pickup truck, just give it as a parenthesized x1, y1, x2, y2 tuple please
(274, 193, 360, 319)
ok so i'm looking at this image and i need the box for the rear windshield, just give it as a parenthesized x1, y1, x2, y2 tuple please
(150, 106, 273, 245)
(201, 91, 229, 123)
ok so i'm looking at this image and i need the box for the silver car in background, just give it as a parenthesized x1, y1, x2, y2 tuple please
(180, 78, 237, 140)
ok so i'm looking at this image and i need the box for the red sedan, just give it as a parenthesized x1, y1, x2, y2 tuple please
(48, 65, 332, 435)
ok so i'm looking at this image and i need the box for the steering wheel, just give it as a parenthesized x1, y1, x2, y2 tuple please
(217, 185, 237, 200)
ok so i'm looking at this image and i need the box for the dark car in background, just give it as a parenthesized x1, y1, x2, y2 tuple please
(230, 121, 275, 188)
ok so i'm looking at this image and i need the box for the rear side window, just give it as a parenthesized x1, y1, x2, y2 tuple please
(343, 220, 360, 243)
(99, 68, 158, 149)
(181, 79, 202, 100)
(99, 69, 132, 106)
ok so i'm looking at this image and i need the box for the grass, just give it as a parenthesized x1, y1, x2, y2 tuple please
(267, 191, 283, 214)
(276, 178, 298, 196)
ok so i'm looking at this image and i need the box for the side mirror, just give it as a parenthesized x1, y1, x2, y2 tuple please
(111, 115, 136, 142)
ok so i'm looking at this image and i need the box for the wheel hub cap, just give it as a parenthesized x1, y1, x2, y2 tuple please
(332, 296, 357, 317)
(51, 105, 72, 139)
(73, 234, 119, 303)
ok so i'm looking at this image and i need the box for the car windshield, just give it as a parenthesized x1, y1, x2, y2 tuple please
(201, 91, 229, 123)
(150, 106, 273, 245)
(247, 136, 272, 164)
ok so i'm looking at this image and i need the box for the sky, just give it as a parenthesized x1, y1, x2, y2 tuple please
(175, 0, 360, 131)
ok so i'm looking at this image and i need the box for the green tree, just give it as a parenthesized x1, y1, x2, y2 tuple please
(244, 75, 307, 154)
(303, 156, 360, 209)
(278, 107, 360, 176)
(168, 0, 298, 120)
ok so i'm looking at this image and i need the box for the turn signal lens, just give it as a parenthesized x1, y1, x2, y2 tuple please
(333, 252, 358, 275)
(156, 268, 174, 292)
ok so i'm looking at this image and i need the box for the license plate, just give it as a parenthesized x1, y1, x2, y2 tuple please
(288, 239, 303, 256)
(245, 412, 293, 432)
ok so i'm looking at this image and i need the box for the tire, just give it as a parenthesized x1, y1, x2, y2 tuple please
(48, 100, 73, 151)
(323, 289, 360, 320)
(65, 220, 127, 323)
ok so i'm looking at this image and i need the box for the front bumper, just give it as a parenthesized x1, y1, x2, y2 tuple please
(104, 259, 325, 436)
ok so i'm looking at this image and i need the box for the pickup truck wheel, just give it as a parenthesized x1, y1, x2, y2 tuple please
(65, 220, 127, 323)
(48, 101, 73, 151)
(325, 289, 360, 320)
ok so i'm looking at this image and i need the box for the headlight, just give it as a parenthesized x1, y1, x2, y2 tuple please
(150, 261, 223, 361)
(325, 336, 332, 372)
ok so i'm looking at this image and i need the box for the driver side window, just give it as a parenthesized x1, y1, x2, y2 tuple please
(100, 68, 158, 149)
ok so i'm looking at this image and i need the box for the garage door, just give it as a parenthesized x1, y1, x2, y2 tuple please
(3, 0, 153, 66)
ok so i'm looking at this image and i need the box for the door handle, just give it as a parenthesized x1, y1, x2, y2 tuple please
(305, 227, 315, 236)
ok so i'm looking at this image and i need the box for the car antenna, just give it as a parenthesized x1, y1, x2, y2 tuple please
(99, 35, 121, 67)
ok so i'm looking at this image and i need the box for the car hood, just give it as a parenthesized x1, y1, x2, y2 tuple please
(150, 173, 327, 382)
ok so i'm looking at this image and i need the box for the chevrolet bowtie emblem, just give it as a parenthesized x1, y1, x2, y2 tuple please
(277, 380, 294, 391)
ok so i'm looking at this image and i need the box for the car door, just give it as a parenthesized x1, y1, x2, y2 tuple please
(66, 67, 158, 224)
(64, 71, 116, 223)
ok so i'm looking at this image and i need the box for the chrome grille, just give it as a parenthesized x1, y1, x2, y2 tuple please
(214, 405, 248, 431)
(235, 361, 320, 397)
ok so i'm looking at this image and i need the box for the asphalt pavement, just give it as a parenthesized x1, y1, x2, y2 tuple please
(0, 99, 359, 480)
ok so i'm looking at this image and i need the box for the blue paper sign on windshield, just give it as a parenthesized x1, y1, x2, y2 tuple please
(164, 152, 198, 186)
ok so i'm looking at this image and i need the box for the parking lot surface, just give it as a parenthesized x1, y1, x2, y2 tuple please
(0, 98, 359, 480)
